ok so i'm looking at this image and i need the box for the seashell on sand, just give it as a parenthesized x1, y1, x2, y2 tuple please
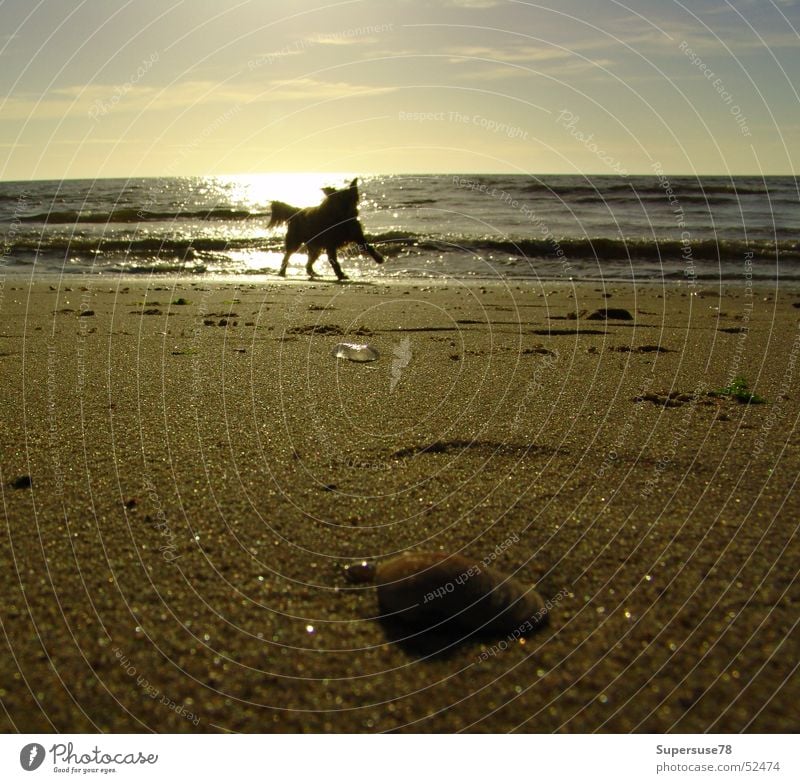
(370, 551, 548, 636)
(331, 342, 379, 362)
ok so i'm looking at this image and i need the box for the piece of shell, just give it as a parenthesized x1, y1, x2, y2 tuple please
(331, 342, 379, 362)
(373, 551, 547, 636)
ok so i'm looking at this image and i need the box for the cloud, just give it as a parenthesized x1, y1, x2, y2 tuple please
(445, 44, 575, 64)
(262, 77, 397, 101)
(0, 75, 397, 122)
(442, 0, 506, 6)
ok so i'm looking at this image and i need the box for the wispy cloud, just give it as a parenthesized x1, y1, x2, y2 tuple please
(0, 75, 396, 122)
(445, 44, 575, 64)
(263, 77, 397, 101)
(0, 81, 247, 120)
(443, 0, 506, 7)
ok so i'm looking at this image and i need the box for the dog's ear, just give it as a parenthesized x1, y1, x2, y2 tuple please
(350, 178, 358, 189)
(321, 187, 336, 196)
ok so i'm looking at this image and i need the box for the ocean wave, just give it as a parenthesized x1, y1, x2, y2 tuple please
(385, 234, 798, 262)
(6, 229, 798, 264)
(7, 236, 261, 255)
(517, 181, 773, 198)
(16, 207, 268, 224)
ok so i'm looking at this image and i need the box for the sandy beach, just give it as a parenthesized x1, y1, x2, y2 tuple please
(0, 276, 798, 733)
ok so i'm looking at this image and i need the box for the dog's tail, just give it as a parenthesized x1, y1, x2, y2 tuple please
(268, 201, 301, 228)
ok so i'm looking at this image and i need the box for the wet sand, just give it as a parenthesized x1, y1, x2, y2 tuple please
(1, 276, 798, 732)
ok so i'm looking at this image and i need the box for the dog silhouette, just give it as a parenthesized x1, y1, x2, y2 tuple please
(270, 178, 384, 280)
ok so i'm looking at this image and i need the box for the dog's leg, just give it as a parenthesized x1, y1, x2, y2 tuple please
(305, 248, 321, 278)
(278, 249, 294, 277)
(350, 222, 385, 265)
(326, 248, 348, 281)
(362, 243, 385, 264)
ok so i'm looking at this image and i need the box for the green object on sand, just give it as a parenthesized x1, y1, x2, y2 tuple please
(710, 376, 767, 404)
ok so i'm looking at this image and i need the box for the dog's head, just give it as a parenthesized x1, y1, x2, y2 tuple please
(322, 178, 359, 216)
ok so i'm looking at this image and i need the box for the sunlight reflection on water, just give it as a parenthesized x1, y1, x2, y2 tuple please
(213, 172, 357, 210)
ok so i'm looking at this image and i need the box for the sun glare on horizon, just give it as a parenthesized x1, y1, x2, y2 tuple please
(216, 173, 359, 210)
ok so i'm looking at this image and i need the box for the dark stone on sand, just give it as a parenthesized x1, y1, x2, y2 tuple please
(10, 475, 32, 490)
(610, 345, 672, 353)
(532, 328, 607, 335)
(586, 308, 634, 321)
(371, 551, 548, 637)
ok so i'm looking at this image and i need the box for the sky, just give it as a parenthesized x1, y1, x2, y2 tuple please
(0, 0, 798, 179)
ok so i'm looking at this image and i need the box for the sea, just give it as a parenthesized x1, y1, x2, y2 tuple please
(1, 173, 798, 285)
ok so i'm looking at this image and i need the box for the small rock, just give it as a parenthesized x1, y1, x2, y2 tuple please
(347, 551, 549, 637)
(11, 475, 32, 490)
(586, 308, 633, 321)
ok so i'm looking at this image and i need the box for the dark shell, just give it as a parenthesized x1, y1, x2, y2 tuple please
(343, 560, 376, 584)
(373, 551, 547, 636)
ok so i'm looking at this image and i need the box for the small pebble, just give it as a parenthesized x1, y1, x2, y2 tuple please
(10, 475, 32, 490)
